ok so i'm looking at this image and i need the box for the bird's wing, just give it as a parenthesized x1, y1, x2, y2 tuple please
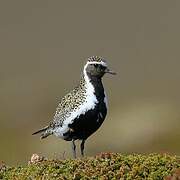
(50, 86, 85, 128)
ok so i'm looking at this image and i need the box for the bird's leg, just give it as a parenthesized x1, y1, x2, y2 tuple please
(71, 139, 76, 158)
(80, 139, 85, 157)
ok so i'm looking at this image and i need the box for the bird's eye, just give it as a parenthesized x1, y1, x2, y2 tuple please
(94, 64, 99, 68)
(100, 65, 106, 69)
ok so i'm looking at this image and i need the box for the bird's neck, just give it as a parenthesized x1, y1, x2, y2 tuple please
(80, 72, 105, 101)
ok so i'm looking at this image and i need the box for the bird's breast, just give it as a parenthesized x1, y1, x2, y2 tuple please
(64, 97, 107, 140)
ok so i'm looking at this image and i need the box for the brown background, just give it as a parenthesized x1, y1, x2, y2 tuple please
(0, 0, 180, 165)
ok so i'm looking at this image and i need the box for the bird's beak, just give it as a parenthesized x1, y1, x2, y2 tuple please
(105, 68, 116, 75)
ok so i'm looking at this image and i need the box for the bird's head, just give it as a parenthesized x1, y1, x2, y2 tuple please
(84, 56, 116, 78)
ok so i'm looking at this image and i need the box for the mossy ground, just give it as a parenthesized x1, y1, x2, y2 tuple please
(0, 152, 180, 180)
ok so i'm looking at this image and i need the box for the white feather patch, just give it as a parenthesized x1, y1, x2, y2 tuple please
(86, 61, 107, 67)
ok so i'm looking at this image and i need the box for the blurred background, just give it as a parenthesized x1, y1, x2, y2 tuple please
(0, 0, 180, 165)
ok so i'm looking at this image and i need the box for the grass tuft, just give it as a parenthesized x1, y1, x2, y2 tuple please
(0, 152, 180, 179)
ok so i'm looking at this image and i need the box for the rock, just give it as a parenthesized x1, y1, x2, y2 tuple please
(28, 153, 44, 164)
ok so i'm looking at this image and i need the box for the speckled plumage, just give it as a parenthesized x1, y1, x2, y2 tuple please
(33, 56, 115, 157)
(87, 56, 106, 63)
(53, 77, 87, 127)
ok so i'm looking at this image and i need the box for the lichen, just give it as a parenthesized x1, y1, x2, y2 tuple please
(0, 152, 180, 180)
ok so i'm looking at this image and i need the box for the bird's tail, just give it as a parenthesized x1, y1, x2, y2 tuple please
(32, 126, 52, 139)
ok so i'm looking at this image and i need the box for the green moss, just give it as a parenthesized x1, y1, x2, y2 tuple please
(1, 153, 180, 180)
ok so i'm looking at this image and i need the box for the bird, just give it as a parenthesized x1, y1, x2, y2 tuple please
(32, 56, 116, 158)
